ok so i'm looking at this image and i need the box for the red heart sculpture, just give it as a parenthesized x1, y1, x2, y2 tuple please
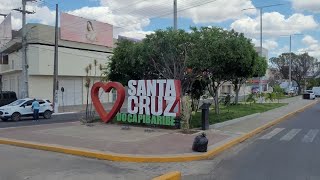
(91, 82, 125, 123)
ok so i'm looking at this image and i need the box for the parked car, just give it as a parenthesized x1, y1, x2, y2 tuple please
(302, 90, 316, 100)
(251, 87, 260, 93)
(0, 91, 17, 107)
(285, 87, 298, 96)
(0, 98, 53, 121)
(312, 87, 320, 97)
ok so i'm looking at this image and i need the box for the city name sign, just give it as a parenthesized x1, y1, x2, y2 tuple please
(91, 79, 181, 126)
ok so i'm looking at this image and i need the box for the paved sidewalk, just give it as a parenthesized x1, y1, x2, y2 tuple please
(215, 96, 312, 135)
(0, 96, 317, 161)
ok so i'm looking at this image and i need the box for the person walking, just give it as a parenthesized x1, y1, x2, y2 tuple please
(31, 98, 40, 121)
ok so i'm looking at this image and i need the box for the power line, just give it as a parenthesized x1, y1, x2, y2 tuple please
(33, 0, 220, 39)
(110, 0, 152, 12)
(5, 0, 220, 49)
(35, 0, 215, 33)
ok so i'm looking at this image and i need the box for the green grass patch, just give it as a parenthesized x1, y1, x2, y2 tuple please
(190, 103, 287, 128)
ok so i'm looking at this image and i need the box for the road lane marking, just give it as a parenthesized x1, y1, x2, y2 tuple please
(259, 128, 285, 139)
(280, 129, 301, 141)
(302, 129, 319, 143)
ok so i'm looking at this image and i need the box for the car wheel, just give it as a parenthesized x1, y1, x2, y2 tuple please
(11, 112, 21, 121)
(1, 118, 8, 122)
(43, 110, 52, 119)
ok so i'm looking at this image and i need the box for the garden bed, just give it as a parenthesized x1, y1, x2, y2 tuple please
(190, 103, 287, 128)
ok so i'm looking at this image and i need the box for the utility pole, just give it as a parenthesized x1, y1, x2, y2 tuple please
(259, 7, 263, 96)
(279, 34, 303, 90)
(173, 0, 177, 30)
(242, 3, 286, 101)
(13, 0, 35, 98)
(53, 4, 59, 113)
(289, 35, 292, 89)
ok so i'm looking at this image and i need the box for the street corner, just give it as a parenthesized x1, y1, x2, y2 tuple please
(0, 120, 233, 162)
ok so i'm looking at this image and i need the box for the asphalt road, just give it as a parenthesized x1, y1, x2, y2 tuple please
(185, 102, 320, 180)
(1, 103, 319, 180)
(0, 145, 150, 180)
(0, 113, 84, 129)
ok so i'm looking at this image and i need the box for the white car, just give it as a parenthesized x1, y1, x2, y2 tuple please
(312, 87, 320, 97)
(303, 90, 316, 100)
(0, 98, 53, 121)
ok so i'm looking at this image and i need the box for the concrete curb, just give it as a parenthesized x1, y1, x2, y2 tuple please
(152, 171, 181, 180)
(210, 113, 260, 129)
(0, 100, 317, 163)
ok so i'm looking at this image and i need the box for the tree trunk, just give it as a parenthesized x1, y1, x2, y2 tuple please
(195, 99, 200, 112)
(214, 88, 220, 114)
(235, 88, 240, 104)
(296, 81, 301, 95)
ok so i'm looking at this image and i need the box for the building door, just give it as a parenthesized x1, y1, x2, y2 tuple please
(58, 77, 83, 106)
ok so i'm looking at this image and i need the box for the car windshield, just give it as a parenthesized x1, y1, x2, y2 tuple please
(306, 90, 313, 93)
(8, 99, 25, 106)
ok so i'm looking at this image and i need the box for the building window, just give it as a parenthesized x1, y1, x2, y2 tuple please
(2, 55, 8, 64)
(0, 55, 8, 65)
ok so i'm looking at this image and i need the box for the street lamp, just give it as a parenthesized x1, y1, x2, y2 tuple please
(242, 3, 287, 99)
(280, 33, 303, 89)
(242, 3, 287, 56)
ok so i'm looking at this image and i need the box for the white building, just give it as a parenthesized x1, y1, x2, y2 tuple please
(0, 24, 113, 107)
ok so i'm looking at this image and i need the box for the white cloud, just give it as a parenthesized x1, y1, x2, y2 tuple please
(0, 0, 258, 39)
(302, 35, 318, 46)
(11, 14, 22, 30)
(0, 0, 151, 38)
(119, 30, 153, 39)
(263, 39, 278, 50)
(292, 0, 320, 13)
(271, 45, 289, 57)
(0, 0, 56, 30)
(252, 38, 278, 50)
(180, 0, 256, 23)
(100, 0, 256, 24)
(28, 5, 55, 26)
(299, 35, 320, 59)
(231, 12, 318, 38)
(0, 0, 21, 14)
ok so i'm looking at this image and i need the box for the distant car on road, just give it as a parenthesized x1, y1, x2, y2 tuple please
(0, 91, 17, 107)
(303, 90, 316, 100)
(285, 87, 298, 96)
(312, 87, 320, 97)
(251, 87, 259, 93)
(0, 98, 53, 121)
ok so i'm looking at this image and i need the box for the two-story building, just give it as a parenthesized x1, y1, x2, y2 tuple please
(0, 23, 113, 107)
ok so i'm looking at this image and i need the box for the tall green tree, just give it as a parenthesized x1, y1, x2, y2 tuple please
(107, 39, 156, 85)
(253, 56, 268, 78)
(143, 28, 195, 93)
(270, 52, 319, 93)
(225, 30, 261, 104)
(189, 27, 240, 114)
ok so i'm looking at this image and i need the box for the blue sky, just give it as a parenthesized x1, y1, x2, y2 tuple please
(1, 0, 319, 59)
